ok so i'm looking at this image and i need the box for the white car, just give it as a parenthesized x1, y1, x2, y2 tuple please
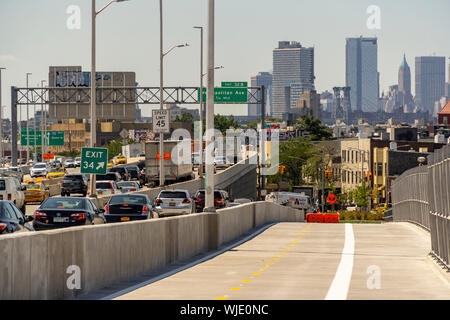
(154, 189, 194, 217)
(214, 156, 230, 169)
(30, 162, 49, 178)
(346, 202, 358, 211)
(75, 157, 81, 167)
(95, 181, 121, 197)
(64, 159, 76, 168)
(0, 177, 26, 213)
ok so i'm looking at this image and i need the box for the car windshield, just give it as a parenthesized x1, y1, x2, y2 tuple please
(34, 164, 46, 169)
(26, 184, 41, 190)
(42, 198, 85, 209)
(50, 168, 63, 173)
(0, 180, 6, 191)
(126, 167, 138, 171)
(66, 160, 74, 163)
(159, 191, 187, 199)
(117, 182, 138, 188)
(109, 195, 146, 205)
(65, 175, 83, 181)
(96, 182, 113, 189)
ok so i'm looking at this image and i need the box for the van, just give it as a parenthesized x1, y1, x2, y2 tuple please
(0, 177, 26, 213)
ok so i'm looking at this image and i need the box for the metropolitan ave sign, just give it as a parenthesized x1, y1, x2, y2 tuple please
(81, 147, 108, 175)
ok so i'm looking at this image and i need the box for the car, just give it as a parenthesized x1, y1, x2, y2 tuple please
(154, 189, 194, 217)
(137, 160, 146, 171)
(23, 181, 50, 204)
(107, 161, 114, 169)
(113, 155, 127, 165)
(108, 166, 129, 181)
(95, 181, 121, 197)
(20, 158, 27, 165)
(2, 167, 24, 183)
(117, 181, 141, 193)
(104, 194, 154, 223)
(75, 157, 82, 167)
(346, 202, 358, 211)
(0, 200, 34, 234)
(61, 174, 89, 197)
(30, 162, 50, 178)
(0, 177, 26, 214)
(214, 156, 230, 169)
(125, 165, 145, 184)
(96, 172, 122, 183)
(64, 159, 76, 168)
(229, 198, 252, 207)
(50, 159, 62, 168)
(32, 197, 105, 231)
(193, 189, 231, 212)
(46, 167, 67, 180)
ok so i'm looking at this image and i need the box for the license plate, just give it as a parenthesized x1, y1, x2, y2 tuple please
(70, 183, 75, 186)
(53, 217, 69, 223)
(0, 195, 3, 200)
(169, 202, 176, 206)
(121, 217, 130, 221)
(98, 191, 103, 195)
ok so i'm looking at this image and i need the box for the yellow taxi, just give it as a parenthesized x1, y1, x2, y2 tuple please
(23, 180, 50, 203)
(107, 161, 114, 169)
(113, 155, 127, 165)
(46, 167, 67, 180)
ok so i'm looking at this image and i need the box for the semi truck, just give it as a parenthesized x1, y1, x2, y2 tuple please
(144, 141, 194, 186)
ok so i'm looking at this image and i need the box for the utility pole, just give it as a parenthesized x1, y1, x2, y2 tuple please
(194, 26, 204, 179)
(159, 0, 165, 187)
(26, 73, 32, 163)
(204, 0, 215, 211)
(40, 80, 46, 159)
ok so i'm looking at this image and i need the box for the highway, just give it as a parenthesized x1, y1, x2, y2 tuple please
(106, 222, 449, 300)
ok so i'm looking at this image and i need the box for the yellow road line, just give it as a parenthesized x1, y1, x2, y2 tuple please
(273, 257, 280, 260)
(216, 297, 228, 300)
(252, 273, 261, 276)
(242, 280, 252, 283)
(230, 288, 241, 291)
(260, 267, 268, 270)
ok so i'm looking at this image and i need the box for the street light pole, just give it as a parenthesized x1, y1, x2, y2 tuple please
(89, 0, 128, 197)
(0, 68, 5, 166)
(159, 0, 164, 187)
(204, 0, 215, 211)
(194, 26, 204, 179)
(26, 73, 32, 164)
(41, 80, 46, 159)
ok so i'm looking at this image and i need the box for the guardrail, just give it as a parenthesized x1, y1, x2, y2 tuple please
(391, 144, 450, 269)
(0, 201, 303, 299)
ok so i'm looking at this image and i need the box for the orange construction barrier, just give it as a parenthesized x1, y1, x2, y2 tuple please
(306, 213, 339, 223)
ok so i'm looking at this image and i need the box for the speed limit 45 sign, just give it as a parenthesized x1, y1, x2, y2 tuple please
(152, 110, 170, 133)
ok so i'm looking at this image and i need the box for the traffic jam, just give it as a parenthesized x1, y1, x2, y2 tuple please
(0, 150, 249, 235)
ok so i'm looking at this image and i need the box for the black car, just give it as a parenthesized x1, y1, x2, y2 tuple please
(137, 160, 146, 171)
(125, 165, 145, 184)
(96, 172, 122, 183)
(104, 194, 154, 223)
(0, 200, 34, 234)
(61, 174, 89, 197)
(193, 189, 231, 212)
(33, 197, 105, 231)
(109, 166, 129, 181)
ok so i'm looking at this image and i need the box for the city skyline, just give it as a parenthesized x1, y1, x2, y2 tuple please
(0, 0, 449, 119)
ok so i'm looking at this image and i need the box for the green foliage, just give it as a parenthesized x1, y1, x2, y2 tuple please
(105, 139, 125, 160)
(295, 115, 332, 141)
(351, 181, 373, 210)
(213, 114, 239, 134)
(57, 150, 80, 159)
(174, 113, 194, 132)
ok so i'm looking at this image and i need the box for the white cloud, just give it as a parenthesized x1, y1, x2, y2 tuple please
(0, 55, 18, 62)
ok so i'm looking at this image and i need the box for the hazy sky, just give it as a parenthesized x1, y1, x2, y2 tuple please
(1, 0, 449, 119)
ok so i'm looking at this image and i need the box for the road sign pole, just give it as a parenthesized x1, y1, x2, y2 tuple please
(159, 0, 165, 187)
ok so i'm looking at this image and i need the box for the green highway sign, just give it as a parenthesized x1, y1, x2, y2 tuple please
(81, 147, 108, 175)
(198, 87, 248, 103)
(221, 81, 247, 88)
(20, 129, 64, 146)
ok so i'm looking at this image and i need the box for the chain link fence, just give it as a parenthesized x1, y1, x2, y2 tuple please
(391, 145, 450, 269)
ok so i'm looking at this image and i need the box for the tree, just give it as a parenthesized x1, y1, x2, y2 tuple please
(213, 114, 239, 134)
(352, 181, 372, 211)
(174, 112, 194, 132)
(295, 115, 332, 141)
(106, 138, 133, 160)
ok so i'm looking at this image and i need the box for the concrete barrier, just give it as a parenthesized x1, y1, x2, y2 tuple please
(0, 201, 303, 300)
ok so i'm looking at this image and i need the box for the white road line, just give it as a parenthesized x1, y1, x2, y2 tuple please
(325, 223, 355, 300)
(100, 222, 278, 300)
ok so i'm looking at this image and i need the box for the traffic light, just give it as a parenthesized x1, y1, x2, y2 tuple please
(325, 170, 332, 179)
(279, 165, 286, 175)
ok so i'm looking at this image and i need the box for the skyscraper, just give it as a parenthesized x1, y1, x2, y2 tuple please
(447, 58, 450, 97)
(272, 41, 314, 119)
(415, 56, 446, 114)
(398, 54, 414, 112)
(345, 37, 379, 112)
(248, 72, 272, 117)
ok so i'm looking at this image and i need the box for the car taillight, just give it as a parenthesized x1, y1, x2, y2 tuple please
(183, 199, 190, 204)
(0, 223, 7, 231)
(142, 206, 149, 213)
(34, 211, 47, 219)
(104, 205, 110, 214)
(70, 212, 87, 221)
(7, 194, 11, 201)
(130, 189, 136, 192)
(215, 199, 224, 203)
(155, 199, 162, 204)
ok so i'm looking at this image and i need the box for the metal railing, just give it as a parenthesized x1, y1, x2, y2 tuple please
(391, 145, 450, 269)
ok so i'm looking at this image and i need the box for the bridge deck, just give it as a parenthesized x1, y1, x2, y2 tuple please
(107, 222, 449, 300)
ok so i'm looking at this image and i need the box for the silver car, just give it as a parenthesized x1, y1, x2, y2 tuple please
(154, 189, 194, 217)
(117, 181, 141, 193)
